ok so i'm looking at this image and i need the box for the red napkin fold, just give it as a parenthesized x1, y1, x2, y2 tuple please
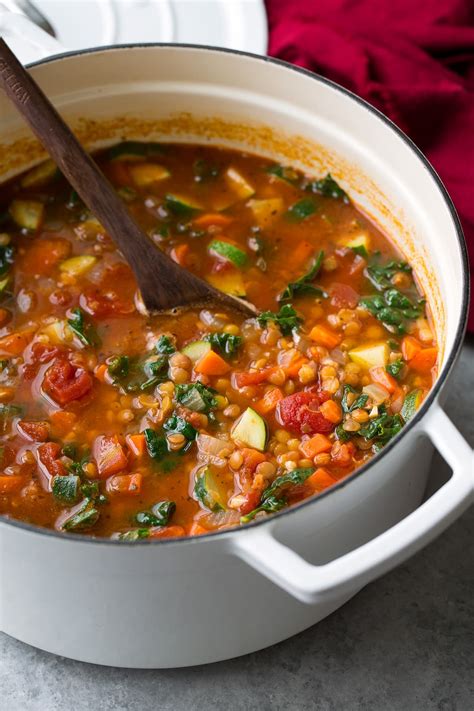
(265, 0, 474, 331)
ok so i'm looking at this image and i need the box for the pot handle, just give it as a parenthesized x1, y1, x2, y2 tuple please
(0, 7, 66, 62)
(231, 404, 473, 604)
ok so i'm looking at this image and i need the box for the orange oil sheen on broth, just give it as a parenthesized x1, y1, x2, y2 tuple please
(0, 142, 437, 538)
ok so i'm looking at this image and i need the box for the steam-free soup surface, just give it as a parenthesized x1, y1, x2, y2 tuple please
(0, 142, 437, 539)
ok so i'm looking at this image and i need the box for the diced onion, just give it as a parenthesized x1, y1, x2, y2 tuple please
(197, 434, 234, 466)
(363, 383, 390, 405)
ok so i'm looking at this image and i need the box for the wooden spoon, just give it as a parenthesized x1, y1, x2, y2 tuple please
(0, 39, 257, 317)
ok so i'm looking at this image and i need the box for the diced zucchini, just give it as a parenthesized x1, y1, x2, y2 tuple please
(342, 232, 370, 251)
(107, 140, 163, 162)
(231, 407, 268, 451)
(59, 255, 97, 277)
(194, 465, 229, 512)
(349, 342, 389, 369)
(225, 167, 255, 200)
(248, 198, 285, 228)
(21, 160, 58, 188)
(208, 240, 247, 268)
(206, 270, 246, 297)
(165, 193, 202, 217)
(401, 389, 423, 422)
(129, 163, 170, 187)
(9, 200, 44, 231)
(182, 340, 211, 363)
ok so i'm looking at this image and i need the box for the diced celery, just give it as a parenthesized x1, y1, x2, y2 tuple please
(59, 255, 97, 277)
(9, 200, 44, 231)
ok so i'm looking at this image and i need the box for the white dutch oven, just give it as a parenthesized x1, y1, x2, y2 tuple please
(0, 29, 472, 668)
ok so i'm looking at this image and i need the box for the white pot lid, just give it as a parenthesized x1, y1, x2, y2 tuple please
(1, 0, 268, 63)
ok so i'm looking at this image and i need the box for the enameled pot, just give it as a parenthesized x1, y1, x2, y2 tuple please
(0, 30, 472, 668)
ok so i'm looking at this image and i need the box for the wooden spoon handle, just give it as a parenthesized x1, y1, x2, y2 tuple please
(0, 39, 256, 316)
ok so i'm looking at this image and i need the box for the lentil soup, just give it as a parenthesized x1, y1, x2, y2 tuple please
(0, 142, 437, 539)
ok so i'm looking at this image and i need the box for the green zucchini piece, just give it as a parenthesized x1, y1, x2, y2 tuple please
(52, 475, 80, 503)
(9, 200, 44, 231)
(62, 504, 99, 531)
(401, 389, 423, 422)
(182, 340, 211, 363)
(194, 465, 229, 512)
(21, 160, 58, 188)
(231, 407, 268, 451)
(208, 240, 247, 268)
(165, 193, 202, 217)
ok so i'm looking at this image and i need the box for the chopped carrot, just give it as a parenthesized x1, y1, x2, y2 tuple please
(126, 433, 146, 458)
(283, 355, 309, 378)
(401, 335, 422, 362)
(233, 366, 277, 388)
(149, 525, 186, 539)
(370, 366, 397, 394)
(287, 239, 313, 270)
(300, 434, 332, 458)
(188, 522, 208, 536)
(0, 475, 26, 494)
(254, 387, 283, 415)
(309, 323, 341, 350)
(49, 410, 77, 436)
(306, 468, 336, 493)
(94, 363, 108, 383)
(106, 473, 142, 495)
(319, 399, 342, 424)
(409, 347, 438, 374)
(194, 349, 231, 376)
(170, 243, 189, 267)
(0, 332, 30, 356)
(93, 435, 128, 478)
(193, 213, 233, 229)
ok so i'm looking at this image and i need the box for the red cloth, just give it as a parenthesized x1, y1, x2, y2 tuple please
(265, 0, 474, 331)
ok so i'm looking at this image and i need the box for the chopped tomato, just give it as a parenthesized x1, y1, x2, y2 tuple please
(331, 441, 356, 467)
(233, 367, 277, 388)
(277, 391, 334, 435)
(17, 420, 49, 442)
(42, 357, 93, 406)
(37, 442, 66, 477)
(80, 288, 135, 318)
(238, 489, 262, 515)
(19, 237, 71, 276)
(93, 435, 128, 478)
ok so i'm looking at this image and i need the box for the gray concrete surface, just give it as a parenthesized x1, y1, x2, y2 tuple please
(1, 341, 472, 711)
